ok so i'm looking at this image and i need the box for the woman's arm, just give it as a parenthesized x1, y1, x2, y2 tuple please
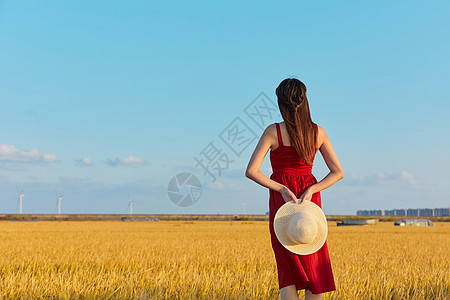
(298, 126, 344, 203)
(245, 124, 298, 203)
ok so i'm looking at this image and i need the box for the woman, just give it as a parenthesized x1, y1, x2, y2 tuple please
(245, 78, 344, 300)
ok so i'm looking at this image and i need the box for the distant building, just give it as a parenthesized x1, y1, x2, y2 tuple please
(357, 207, 449, 217)
(394, 209, 406, 216)
(407, 209, 419, 216)
(356, 209, 382, 216)
(419, 208, 433, 216)
(384, 210, 395, 216)
(434, 208, 450, 216)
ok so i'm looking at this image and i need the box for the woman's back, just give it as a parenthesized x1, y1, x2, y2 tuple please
(270, 122, 319, 175)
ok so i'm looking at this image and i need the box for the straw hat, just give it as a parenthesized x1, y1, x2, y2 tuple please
(274, 200, 328, 255)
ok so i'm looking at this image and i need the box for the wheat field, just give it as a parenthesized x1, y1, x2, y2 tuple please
(0, 220, 448, 299)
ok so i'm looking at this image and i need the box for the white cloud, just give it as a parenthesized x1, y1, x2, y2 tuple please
(262, 166, 273, 174)
(346, 170, 418, 187)
(380, 170, 417, 185)
(74, 157, 93, 166)
(0, 144, 59, 163)
(106, 155, 147, 167)
(208, 181, 225, 190)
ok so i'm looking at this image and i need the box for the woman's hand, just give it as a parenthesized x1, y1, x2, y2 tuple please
(298, 187, 313, 204)
(280, 186, 298, 203)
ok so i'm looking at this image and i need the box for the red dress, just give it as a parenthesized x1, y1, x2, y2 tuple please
(269, 122, 336, 294)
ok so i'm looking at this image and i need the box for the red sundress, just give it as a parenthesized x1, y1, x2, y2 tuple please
(268, 122, 336, 294)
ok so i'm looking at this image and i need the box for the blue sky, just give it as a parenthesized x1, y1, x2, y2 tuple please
(1, 0, 449, 215)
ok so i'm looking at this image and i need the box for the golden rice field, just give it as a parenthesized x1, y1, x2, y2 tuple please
(0, 220, 448, 299)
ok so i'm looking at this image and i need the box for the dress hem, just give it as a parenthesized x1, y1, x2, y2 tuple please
(280, 281, 336, 294)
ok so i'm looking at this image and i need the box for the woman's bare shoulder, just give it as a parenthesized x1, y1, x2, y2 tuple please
(264, 123, 278, 138)
(263, 123, 278, 146)
(317, 124, 325, 134)
(265, 123, 277, 134)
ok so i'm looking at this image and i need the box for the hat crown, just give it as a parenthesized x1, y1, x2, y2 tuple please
(286, 212, 318, 244)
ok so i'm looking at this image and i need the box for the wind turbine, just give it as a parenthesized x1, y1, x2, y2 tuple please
(128, 193, 133, 215)
(55, 191, 63, 215)
(17, 188, 24, 214)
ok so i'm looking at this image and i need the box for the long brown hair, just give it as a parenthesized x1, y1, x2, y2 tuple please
(276, 78, 317, 166)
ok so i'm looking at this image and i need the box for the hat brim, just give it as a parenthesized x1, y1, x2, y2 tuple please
(274, 201, 328, 255)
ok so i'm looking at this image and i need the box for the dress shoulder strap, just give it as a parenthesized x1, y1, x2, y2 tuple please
(275, 123, 284, 146)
